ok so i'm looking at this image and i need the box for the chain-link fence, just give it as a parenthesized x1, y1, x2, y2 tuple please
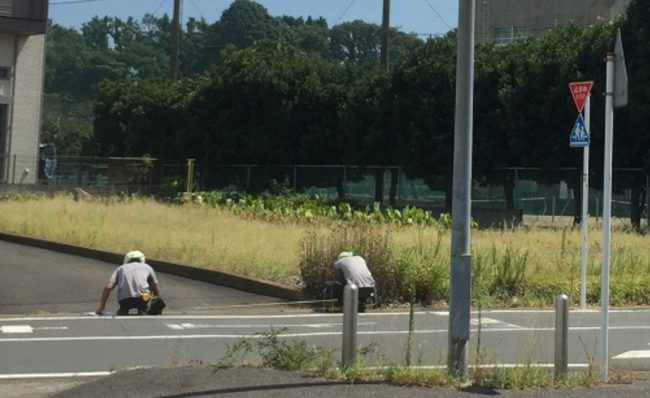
(1, 155, 647, 225)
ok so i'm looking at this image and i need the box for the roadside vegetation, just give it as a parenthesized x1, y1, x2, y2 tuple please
(215, 328, 643, 390)
(0, 192, 648, 307)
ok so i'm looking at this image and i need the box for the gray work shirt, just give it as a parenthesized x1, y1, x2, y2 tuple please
(108, 262, 158, 301)
(333, 256, 375, 288)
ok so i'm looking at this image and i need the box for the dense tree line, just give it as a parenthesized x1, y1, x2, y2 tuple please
(43, 0, 650, 228)
(42, 0, 421, 145)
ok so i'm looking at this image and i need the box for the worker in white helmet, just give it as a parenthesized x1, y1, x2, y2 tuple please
(96, 250, 164, 315)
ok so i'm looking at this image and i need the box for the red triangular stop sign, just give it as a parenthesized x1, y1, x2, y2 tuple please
(569, 81, 594, 113)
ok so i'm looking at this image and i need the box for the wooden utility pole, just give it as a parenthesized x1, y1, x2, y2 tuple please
(380, 0, 400, 208)
(170, 0, 181, 79)
(380, 0, 390, 70)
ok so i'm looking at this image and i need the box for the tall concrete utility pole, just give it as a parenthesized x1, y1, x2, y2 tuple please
(170, 0, 181, 80)
(448, 0, 475, 379)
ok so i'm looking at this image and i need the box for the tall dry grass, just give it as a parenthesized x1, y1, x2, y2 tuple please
(0, 194, 324, 285)
(0, 194, 647, 304)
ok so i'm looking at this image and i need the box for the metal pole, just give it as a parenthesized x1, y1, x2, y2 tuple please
(596, 198, 600, 222)
(580, 94, 591, 310)
(555, 294, 569, 379)
(448, 0, 475, 379)
(342, 283, 358, 366)
(600, 52, 615, 382)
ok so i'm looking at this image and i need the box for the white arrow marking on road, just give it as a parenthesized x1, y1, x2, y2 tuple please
(613, 350, 650, 359)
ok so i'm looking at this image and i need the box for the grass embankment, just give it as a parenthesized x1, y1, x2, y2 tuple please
(0, 195, 314, 285)
(0, 194, 648, 306)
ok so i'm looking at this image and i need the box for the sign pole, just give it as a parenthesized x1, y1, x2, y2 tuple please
(600, 52, 615, 382)
(569, 80, 593, 310)
(580, 94, 590, 310)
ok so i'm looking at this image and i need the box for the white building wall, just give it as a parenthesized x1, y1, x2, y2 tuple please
(8, 34, 44, 184)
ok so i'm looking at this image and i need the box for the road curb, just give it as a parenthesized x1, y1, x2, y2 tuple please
(0, 232, 306, 302)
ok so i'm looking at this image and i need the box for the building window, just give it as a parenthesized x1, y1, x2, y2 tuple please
(493, 26, 531, 45)
(0, 67, 9, 80)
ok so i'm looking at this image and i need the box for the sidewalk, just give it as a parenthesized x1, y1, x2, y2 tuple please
(28, 366, 650, 398)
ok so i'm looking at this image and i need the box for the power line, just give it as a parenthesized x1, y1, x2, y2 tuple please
(188, 0, 205, 19)
(50, 0, 113, 5)
(151, 0, 168, 17)
(577, 0, 599, 23)
(423, 0, 453, 31)
(334, 0, 358, 25)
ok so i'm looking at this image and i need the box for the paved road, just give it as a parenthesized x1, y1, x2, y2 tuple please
(5, 241, 650, 397)
(0, 240, 283, 315)
(49, 367, 650, 398)
(3, 309, 650, 375)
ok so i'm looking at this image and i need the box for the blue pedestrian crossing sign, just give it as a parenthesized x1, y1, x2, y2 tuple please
(570, 114, 589, 147)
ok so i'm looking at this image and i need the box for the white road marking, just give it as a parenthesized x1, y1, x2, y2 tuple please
(3, 308, 650, 322)
(3, 323, 650, 343)
(613, 350, 650, 360)
(0, 371, 112, 379)
(0, 325, 69, 333)
(1, 325, 33, 333)
(366, 363, 590, 369)
(165, 322, 375, 330)
(35, 326, 69, 331)
(470, 317, 522, 329)
(1, 324, 649, 343)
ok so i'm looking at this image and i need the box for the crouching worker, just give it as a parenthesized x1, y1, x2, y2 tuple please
(323, 251, 376, 312)
(96, 250, 166, 315)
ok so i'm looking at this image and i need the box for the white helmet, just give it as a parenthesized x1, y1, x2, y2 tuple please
(124, 250, 146, 264)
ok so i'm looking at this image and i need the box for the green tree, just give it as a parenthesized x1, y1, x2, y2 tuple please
(617, 0, 650, 229)
(183, 42, 349, 171)
(328, 20, 422, 69)
(388, 36, 456, 209)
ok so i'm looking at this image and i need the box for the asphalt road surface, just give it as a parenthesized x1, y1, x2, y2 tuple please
(5, 240, 650, 397)
(0, 240, 283, 315)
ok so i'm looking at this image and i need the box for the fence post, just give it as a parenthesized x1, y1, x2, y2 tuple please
(596, 198, 600, 222)
(342, 283, 359, 366)
(246, 166, 251, 192)
(646, 173, 649, 230)
(514, 168, 519, 209)
(11, 154, 16, 184)
(552, 197, 556, 223)
(185, 158, 195, 193)
(555, 294, 569, 379)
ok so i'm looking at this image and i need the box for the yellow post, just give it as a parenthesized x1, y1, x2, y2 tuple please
(186, 158, 195, 193)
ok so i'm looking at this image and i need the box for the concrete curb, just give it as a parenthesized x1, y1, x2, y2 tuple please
(0, 232, 306, 302)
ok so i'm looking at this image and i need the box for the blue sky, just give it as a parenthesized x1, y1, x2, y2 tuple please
(49, 0, 459, 37)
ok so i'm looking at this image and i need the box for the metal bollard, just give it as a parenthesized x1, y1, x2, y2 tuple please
(555, 294, 569, 379)
(342, 283, 359, 366)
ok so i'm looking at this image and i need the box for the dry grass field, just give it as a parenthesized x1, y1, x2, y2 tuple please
(0, 194, 647, 303)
